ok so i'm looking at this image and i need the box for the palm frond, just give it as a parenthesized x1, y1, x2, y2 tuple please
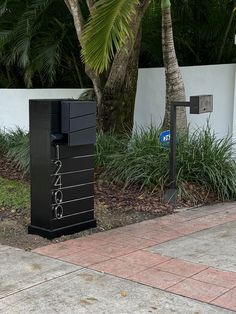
(81, 0, 140, 73)
(0, 0, 85, 87)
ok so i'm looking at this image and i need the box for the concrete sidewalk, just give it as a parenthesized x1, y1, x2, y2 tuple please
(1, 202, 236, 313)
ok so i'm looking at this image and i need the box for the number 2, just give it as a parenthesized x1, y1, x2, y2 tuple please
(54, 160, 62, 175)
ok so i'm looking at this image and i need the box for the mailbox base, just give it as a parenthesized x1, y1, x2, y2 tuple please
(28, 219, 97, 239)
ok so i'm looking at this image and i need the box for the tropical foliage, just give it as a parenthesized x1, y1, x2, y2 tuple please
(0, 128, 29, 174)
(0, 0, 235, 88)
(64, 0, 150, 132)
(0, 0, 88, 88)
(81, 0, 140, 73)
(96, 126, 236, 200)
(141, 0, 236, 67)
(1, 126, 235, 200)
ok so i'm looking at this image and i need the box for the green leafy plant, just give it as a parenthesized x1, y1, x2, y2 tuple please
(0, 130, 9, 154)
(96, 131, 128, 167)
(0, 128, 29, 174)
(1, 126, 236, 200)
(98, 126, 169, 190)
(178, 128, 236, 199)
(0, 0, 86, 88)
(97, 126, 236, 200)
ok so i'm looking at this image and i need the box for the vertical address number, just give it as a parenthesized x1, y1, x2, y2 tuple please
(52, 145, 64, 219)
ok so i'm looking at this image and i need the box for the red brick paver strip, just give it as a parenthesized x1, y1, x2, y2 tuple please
(128, 268, 184, 289)
(118, 227, 158, 238)
(86, 242, 138, 258)
(59, 251, 111, 267)
(117, 250, 171, 267)
(66, 237, 110, 250)
(119, 223, 159, 235)
(211, 287, 236, 311)
(90, 258, 148, 279)
(158, 214, 193, 224)
(33, 243, 81, 258)
(155, 258, 208, 277)
(192, 267, 236, 289)
(120, 222, 181, 238)
(89, 232, 133, 243)
(32, 204, 236, 311)
(108, 236, 157, 250)
(132, 222, 175, 235)
(140, 230, 181, 243)
(167, 278, 229, 303)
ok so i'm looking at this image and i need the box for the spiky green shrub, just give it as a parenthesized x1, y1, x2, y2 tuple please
(178, 128, 236, 199)
(1, 126, 236, 200)
(0, 128, 30, 174)
(98, 126, 236, 200)
(99, 126, 169, 189)
(0, 130, 9, 154)
(96, 131, 128, 167)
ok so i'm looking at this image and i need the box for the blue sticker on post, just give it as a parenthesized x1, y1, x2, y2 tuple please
(160, 130, 171, 147)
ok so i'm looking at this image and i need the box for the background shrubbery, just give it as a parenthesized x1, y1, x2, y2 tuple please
(0, 128, 29, 174)
(96, 127, 169, 190)
(1, 126, 236, 200)
(96, 127, 236, 200)
(177, 129, 236, 199)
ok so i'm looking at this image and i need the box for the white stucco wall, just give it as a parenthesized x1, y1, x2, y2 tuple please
(0, 64, 235, 140)
(231, 66, 236, 141)
(134, 64, 236, 139)
(0, 89, 84, 131)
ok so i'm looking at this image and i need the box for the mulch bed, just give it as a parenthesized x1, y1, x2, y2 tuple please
(0, 155, 218, 250)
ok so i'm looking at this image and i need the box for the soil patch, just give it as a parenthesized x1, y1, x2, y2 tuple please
(0, 156, 218, 251)
(0, 181, 173, 250)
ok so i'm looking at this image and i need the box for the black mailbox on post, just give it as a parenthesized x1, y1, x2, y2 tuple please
(165, 94, 213, 204)
(190, 95, 213, 114)
(28, 99, 97, 239)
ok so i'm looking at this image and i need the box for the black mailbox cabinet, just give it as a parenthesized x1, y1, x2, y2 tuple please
(28, 99, 97, 238)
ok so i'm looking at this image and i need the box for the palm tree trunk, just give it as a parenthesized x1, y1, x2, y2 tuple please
(98, 0, 150, 133)
(161, 0, 187, 132)
(65, 0, 150, 134)
(99, 27, 142, 133)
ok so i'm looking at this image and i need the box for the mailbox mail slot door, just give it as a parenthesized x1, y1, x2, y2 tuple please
(69, 127, 96, 146)
(70, 114, 96, 132)
(61, 101, 96, 131)
(61, 101, 96, 146)
(62, 101, 96, 118)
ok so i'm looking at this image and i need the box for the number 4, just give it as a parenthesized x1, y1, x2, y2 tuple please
(54, 175, 62, 188)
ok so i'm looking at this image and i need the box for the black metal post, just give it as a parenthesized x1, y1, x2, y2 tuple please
(164, 96, 213, 205)
(165, 102, 190, 204)
(170, 104, 177, 190)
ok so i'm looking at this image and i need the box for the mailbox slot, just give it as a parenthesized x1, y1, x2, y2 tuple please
(190, 95, 213, 114)
(61, 101, 96, 147)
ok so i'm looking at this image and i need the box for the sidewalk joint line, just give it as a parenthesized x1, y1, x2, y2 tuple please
(0, 268, 83, 301)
